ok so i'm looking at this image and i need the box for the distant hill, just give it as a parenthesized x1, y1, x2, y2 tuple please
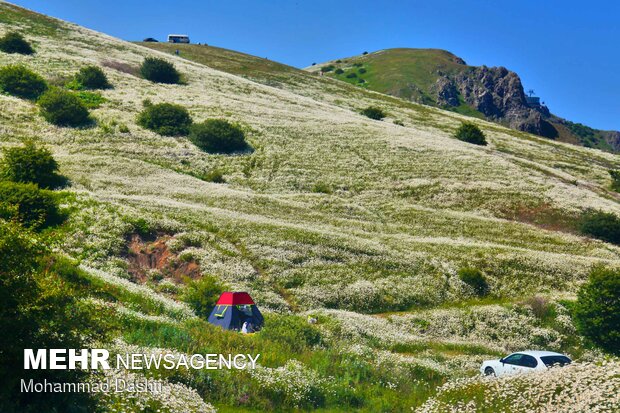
(307, 48, 620, 152)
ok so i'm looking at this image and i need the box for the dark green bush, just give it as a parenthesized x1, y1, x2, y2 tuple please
(0, 65, 47, 100)
(189, 119, 249, 153)
(181, 275, 227, 318)
(358, 67, 367, 74)
(137, 102, 192, 136)
(140, 57, 181, 84)
(362, 51, 369, 55)
(579, 209, 620, 245)
(0, 223, 104, 411)
(1, 141, 67, 189)
(260, 315, 323, 352)
(609, 170, 620, 192)
(320, 65, 335, 73)
(74, 65, 111, 89)
(346, 72, 357, 79)
(37, 88, 90, 127)
(0, 181, 62, 229)
(573, 266, 620, 355)
(334, 68, 344, 75)
(0, 32, 34, 55)
(454, 122, 487, 145)
(360, 106, 386, 120)
(458, 267, 489, 296)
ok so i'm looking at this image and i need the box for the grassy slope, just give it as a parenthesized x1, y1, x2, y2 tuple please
(308, 48, 617, 150)
(2, 2, 620, 411)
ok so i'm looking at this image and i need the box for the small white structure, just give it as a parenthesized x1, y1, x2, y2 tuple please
(168, 34, 190, 44)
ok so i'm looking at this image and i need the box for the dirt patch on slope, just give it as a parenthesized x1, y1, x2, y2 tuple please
(126, 233, 201, 283)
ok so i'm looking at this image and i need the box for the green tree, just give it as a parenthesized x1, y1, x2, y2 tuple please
(0, 222, 104, 412)
(573, 266, 620, 355)
(189, 119, 249, 153)
(1, 142, 67, 189)
(454, 122, 487, 146)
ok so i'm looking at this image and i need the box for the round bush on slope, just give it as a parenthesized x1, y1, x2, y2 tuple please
(140, 57, 181, 84)
(1, 141, 67, 189)
(189, 119, 249, 154)
(454, 122, 487, 146)
(360, 106, 386, 120)
(37, 89, 90, 127)
(0, 32, 34, 55)
(74, 65, 111, 89)
(579, 209, 620, 245)
(137, 102, 192, 136)
(0, 65, 47, 100)
(574, 266, 620, 355)
(0, 181, 62, 229)
(458, 267, 489, 296)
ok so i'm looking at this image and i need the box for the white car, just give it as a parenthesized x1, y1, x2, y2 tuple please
(480, 350, 571, 377)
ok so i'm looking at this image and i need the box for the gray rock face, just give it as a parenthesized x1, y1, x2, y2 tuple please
(433, 66, 557, 138)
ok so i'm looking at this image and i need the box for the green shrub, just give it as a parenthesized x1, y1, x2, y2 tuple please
(37, 88, 90, 127)
(346, 72, 357, 79)
(458, 267, 489, 296)
(335, 68, 344, 75)
(0, 65, 47, 100)
(0, 32, 34, 55)
(0, 223, 104, 411)
(320, 65, 335, 73)
(140, 57, 181, 84)
(454, 122, 487, 145)
(181, 275, 227, 318)
(1, 141, 67, 189)
(609, 170, 620, 192)
(204, 169, 225, 183)
(362, 51, 369, 55)
(73, 91, 106, 108)
(137, 102, 192, 136)
(189, 119, 249, 153)
(358, 67, 367, 74)
(0, 181, 62, 229)
(260, 315, 323, 352)
(360, 106, 386, 120)
(312, 181, 333, 194)
(579, 209, 620, 245)
(573, 266, 620, 355)
(74, 65, 111, 89)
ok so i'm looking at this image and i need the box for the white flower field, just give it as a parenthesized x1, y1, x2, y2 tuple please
(1, 1, 619, 411)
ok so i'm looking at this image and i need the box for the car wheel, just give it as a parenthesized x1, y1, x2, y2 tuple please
(484, 367, 496, 377)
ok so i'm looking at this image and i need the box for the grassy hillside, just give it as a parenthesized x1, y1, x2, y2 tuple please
(1, 2, 620, 412)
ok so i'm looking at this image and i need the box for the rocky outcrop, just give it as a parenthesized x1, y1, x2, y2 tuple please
(433, 66, 557, 138)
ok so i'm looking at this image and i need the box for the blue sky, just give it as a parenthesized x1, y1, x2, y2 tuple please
(10, 0, 620, 130)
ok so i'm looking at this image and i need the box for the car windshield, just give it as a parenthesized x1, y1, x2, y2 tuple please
(540, 355, 571, 367)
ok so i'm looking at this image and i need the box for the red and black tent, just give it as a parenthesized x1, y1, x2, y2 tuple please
(207, 292, 264, 331)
